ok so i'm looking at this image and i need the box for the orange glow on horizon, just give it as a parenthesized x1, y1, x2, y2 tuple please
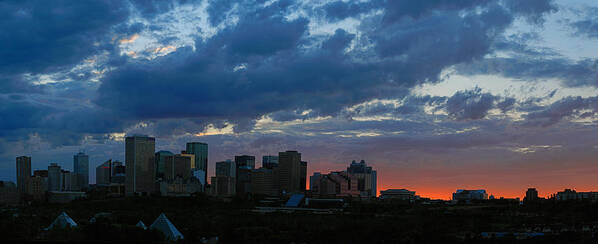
(303, 157, 598, 200)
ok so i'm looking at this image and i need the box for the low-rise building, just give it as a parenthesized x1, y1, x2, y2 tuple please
(555, 189, 598, 201)
(452, 189, 488, 202)
(310, 171, 359, 198)
(380, 189, 417, 201)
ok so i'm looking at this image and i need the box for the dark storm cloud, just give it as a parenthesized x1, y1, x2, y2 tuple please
(496, 97, 517, 113)
(446, 88, 499, 121)
(0, 0, 564, 163)
(523, 96, 598, 127)
(0, 0, 128, 76)
(456, 57, 598, 87)
(97, 0, 557, 126)
(0, 94, 127, 147)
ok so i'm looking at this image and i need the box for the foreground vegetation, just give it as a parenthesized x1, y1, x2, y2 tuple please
(2, 195, 598, 243)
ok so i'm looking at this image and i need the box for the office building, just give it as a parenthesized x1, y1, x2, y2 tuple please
(125, 135, 156, 196)
(235, 155, 255, 196)
(211, 160, 236, 196)
(180, 152, 195, 169)
(262, 155, 278, 169)
(16, 156, 31, 200)
(73, 152, 89, 190)
(300, 161, 307, 192)
(525, 188, 539, 202)
(235, 155, 255, 169)
(155, 151, 174, 178)
(211, 176, 236, 197)
(48, 163, 62, 192)
(310, 171, 359, 197)
(251, 168, 278, 196)
(554, 189, 598, 201)
(61, 170, 79, 191)
(164, 154, 192, 182)
(185, 142, 208, 184)
(278, 151, 303, 194)
(34, 170, 48, 177)
(111, 161, 126, 184)
(28, 175, 48, 201)
(96, 160, 112, 186)
(346, 160, 377, 198)
(453, 189, 488, 201)
(179, 153, 195, 181)
(216, 160, 236, 177)
(309, 172, 321, 193)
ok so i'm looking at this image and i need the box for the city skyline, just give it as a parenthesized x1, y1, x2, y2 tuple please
(3, 0, 598, 201)
(9, 138, 595, 200)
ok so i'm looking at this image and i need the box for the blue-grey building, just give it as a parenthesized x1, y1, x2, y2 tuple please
(73, 152, 89, 190)
(155, 151, 174, 179)
(262, 155, 278, 169)
(126, 135, 156, 196)
(185, 142, 208, 185)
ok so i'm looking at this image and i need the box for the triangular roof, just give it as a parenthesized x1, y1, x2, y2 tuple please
(47, 212, 78, 230)
(150, 213, 184, 240)
(136, 220, 147, 230)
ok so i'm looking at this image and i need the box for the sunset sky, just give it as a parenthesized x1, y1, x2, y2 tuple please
(2, 0, 598, 199)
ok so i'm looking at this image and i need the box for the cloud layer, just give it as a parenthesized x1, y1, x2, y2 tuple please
(3, 0, 598, 198)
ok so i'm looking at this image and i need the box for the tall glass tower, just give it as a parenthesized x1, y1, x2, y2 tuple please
(126, 135, 156, 196)
(185, 142, 208, 185)
(73, 152, 89, 190)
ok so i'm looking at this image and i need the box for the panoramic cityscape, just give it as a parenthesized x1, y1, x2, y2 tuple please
(3, 0, 598, 243)
(3, 136, 598, 243)
(10, 136, 598, 204)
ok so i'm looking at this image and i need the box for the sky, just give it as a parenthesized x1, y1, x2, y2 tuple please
(1, 0, 598, 199)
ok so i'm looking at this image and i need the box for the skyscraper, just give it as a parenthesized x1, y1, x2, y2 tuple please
(211, 160, 236, 196)
(215, 160, 236, 177)
(235, 155, 255, 169)
(61, 170, 78, 191)
(125, 135, 156, 196)
(48, 163, 62, 192)
(525, 188, 539, 202)
(96, 160, 112, 186)
(346, 160, 377, 198)
(300, 161, 307, 192)
(179, 152, 195, 172)
(185, 142, 208, 184)
(235, 155, 255, 197)
(262, 155, 279, 169)
(111, 161, 126, 184)
(164, 154, 192, 182)
(278, 151, 303, 194)
(155, 151, 174, 178)
(73, 152, 89, 190)
(16, 156, 31, 199)
(251, 168, 278, 196)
